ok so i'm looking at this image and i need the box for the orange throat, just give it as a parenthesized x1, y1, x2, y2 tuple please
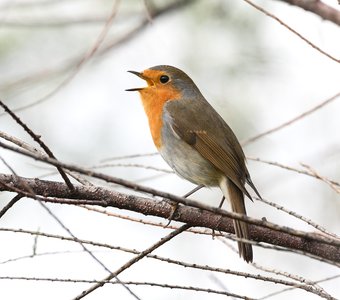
(139, 86, 180, 149)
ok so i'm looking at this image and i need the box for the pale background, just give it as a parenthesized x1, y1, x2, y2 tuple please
(0, 0, 339, 299)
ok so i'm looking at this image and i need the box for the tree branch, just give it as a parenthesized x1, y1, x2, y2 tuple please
(0, 100, 74, 191)
(1, 141, 339, 250)
(73, 224, 191, 300)
(277, 0, 340, 26)
(1, 174, 339, 264)
(243, 0, 340, 63)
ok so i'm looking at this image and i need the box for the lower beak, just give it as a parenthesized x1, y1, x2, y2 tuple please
(126, 70, 147, 91)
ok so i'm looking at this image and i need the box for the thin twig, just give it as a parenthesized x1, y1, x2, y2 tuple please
(0, 0, 71, 9)
(100, 152, 158, 162)
(0, 194, 22, 218)
(0, 16, 109, 27)
(0, 1, 119, 116)
(0, 135, 139, 298)
(242, 91, 340, 145)
(0, 131, 39, 153)
(0, 0, 195, 114)
(301, 163, 340, 194)
(94, 163, 173, 173)
(251, 262, 333, 298)
(0, 100, 74, 191)
(0, 276, 254, 299)
(248, 156, 340, 188)
(0, 131, 91, 186)
(0, 250, 88, 265)
(255, 196, 338, 238)
(242, 0, 340, 63)
(38, 202, 142, 300)
(219, 232, 340, 267)
(0, 227, 336, 299)
(0, 158, 140, 299)
(72, 224, 191, 300)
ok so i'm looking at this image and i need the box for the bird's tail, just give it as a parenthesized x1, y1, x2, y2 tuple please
(220, 178, 253, 263)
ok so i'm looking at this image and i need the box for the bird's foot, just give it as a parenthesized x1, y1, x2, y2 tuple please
(163, 200, 179, 228)
(164, 185, 204, 227)
(211, 216, 223, 240)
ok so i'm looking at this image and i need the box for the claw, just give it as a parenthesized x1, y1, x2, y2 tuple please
(164, 185, 203, 227)
(164, 202, 179, 227)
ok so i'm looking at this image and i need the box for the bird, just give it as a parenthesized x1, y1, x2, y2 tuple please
(126, 65, 261, 263)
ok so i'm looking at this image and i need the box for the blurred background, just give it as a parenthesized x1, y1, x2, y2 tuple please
(0, 0, 339, 299)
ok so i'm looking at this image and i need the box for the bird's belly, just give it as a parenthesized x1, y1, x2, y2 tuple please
(159, 128, 221, 186)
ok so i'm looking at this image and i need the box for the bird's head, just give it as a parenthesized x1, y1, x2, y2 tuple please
(126, 65, 200, 100)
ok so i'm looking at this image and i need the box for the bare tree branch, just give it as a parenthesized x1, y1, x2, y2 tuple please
(276, 0, 340, 26)
(0, 1, 338, 298)
(0, 133, 140, 299)
(255, 196, 338, 238)
(1, 226, 338, 298)
(0, 276, 255, 299)
(37, 202, 142, 300)
(0, 194, 22, 218)
(73, 224, 191, 300)
(0, 100, 74, 191)
(0, 174, 339, 264)
(248, 156, 340, 188)
(1, 142, 339, 249)
(242, 0, 340, 63)
(0, 16, 110, 27)
(2, 0, 339, 27)
(0, 0, 195, 113)
(242, 91, 340, 145)
(0, 0, 71, 9)
(301, 163, 340, 194)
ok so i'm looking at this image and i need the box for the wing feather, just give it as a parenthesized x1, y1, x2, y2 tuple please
(171, 122, 252, 199)
(165, 99, 261, 200)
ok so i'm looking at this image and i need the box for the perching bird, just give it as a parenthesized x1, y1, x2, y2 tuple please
(127, 65, 261, 262)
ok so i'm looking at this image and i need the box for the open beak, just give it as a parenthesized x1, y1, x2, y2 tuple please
(126, 70, 151, 91)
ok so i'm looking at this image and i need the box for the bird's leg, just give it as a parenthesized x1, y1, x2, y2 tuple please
(164, 185, 204, 227)
(212, 195, 225, 239)
(183, 184, 204, 197)
(218, 196, 225, 208)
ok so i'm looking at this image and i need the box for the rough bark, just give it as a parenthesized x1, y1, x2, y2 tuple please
(1, 174, 339, 264)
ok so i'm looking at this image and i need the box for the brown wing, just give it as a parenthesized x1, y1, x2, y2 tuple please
(165, 97, 263, 200)
(171, 121, 252, 199)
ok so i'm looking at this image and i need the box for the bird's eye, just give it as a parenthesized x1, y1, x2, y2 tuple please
(159, 75, 169, 84)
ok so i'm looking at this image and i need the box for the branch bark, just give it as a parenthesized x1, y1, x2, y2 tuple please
(277, 0, 340, 26)
(1, 174, 339, 264)
(1, 141, 339, 248)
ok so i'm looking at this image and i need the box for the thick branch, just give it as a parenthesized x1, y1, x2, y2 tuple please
(2, 141, 339, 249)
(277, 0, 340, 26)
(1, 174, 339, 263)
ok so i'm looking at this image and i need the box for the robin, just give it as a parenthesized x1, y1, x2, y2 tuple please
(126, 65, 261, 263)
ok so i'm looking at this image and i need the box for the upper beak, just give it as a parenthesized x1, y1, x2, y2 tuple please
(126, 70, 148, 91)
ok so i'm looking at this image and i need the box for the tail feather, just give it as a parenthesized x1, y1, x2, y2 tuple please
(220, 177, 253, 263)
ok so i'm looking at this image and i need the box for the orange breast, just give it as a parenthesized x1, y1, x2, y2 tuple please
(139, 86, 180, 149)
